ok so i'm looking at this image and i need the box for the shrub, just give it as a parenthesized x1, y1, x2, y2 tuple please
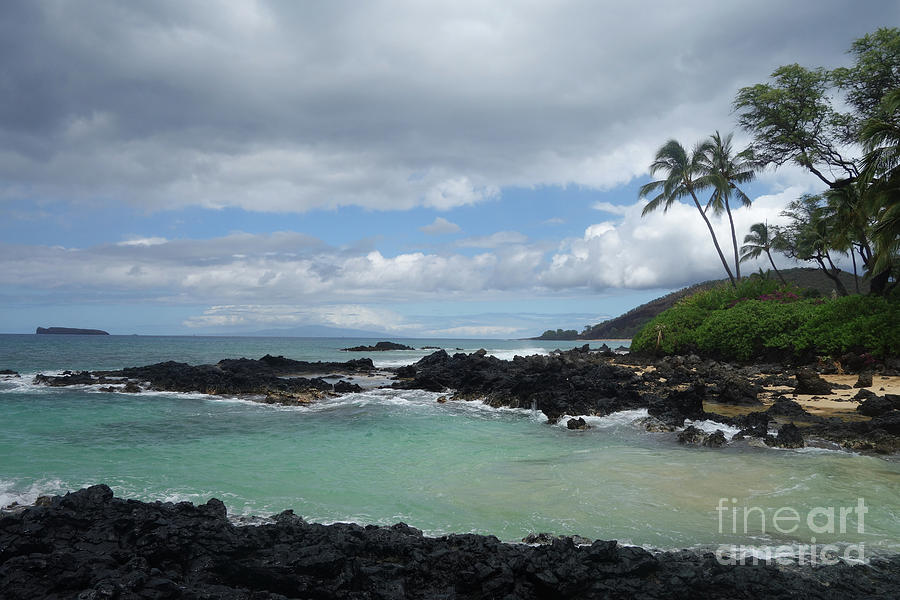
(631, 281, 900, 360)
(793, 295, 900, 357)
(694, 299, 820, 360)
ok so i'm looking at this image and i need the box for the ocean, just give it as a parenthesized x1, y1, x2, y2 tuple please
(1, 334, 898, 559)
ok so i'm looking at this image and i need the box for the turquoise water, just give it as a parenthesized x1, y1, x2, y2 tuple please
(1, 334, 898, 558)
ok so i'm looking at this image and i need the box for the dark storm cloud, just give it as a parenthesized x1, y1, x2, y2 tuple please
(1, 0, 893, 212)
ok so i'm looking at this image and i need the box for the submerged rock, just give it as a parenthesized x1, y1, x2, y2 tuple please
(647, 384, 706, 427)
(677, 425, 706, 445)
(634, 416, 677, 432)
(703, 429, 728, 447)
(731, 411, 770, 439)
(566, 417, 590, 430)
(2, 486, 897, 599)
(33, 370, 95, 386)
(766, 423, 805, 449)
(678, 426, 727, 447)
(333, 380, 363, 393)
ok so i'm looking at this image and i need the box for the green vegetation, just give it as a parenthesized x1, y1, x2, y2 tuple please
(631, 279, 900, 360)
(537, 328, 579, 340)
(740, 222, 786, 283)
(637, 28, 898, 296)
(629, 27, 899, 361)
(734, 27, 899, 295)
(564, 268, 853, 341)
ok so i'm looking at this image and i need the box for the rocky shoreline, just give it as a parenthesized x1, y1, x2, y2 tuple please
(8, 347, 900, 597)
(391, 346, 900, 455)
(21, 346, 900, 454)
(32, 354, 377, 406)
(1, 485, 898, 599)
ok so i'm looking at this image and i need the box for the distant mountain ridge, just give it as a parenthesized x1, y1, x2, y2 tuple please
(537, 268, 859, 341)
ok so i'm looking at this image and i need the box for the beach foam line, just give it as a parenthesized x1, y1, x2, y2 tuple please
(0, 478, 70, 510)
(683, 418, 743, 440)
(551, 409, 650, 429)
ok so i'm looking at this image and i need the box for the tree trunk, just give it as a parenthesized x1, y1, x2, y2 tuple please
(850, 247, 859, 294)
(816, 255, 849, 296)
(869, 268, 892, 296)
(766, 250, 787, 284)
(689, 189, 736, 287)
(724, 199, 741, 281)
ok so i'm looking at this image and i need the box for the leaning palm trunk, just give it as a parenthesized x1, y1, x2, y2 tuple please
(765, 249, 787, 283)
(689, 189, 736, 286)
(724, 199, 741, 281)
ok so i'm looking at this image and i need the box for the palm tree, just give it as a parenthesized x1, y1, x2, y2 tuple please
(639, 139, 737, 287)
(822, 182, 875, 293)
(740, 221, 786, 283)
(859, 88, 900, 292)
(698, 131, 756, 281)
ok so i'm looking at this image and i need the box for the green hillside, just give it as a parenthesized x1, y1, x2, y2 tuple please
(629, 277, 899, 361)
(536, 268, 858, 341)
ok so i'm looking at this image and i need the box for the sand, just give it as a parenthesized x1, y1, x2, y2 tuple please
(617, 360, 899, 422)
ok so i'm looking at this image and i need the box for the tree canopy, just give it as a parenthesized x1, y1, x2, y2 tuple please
(734, 27, 900, 295)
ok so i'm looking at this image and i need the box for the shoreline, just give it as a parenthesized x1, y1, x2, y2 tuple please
(13, 346, 900, 455)
(4, 346, 900, 596)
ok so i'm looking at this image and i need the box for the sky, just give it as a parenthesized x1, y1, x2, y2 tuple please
(0, 1, 895, 337)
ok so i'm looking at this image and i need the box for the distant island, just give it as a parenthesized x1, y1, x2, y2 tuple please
(36, 327, 109, 335)
(534, 268, 856, 341)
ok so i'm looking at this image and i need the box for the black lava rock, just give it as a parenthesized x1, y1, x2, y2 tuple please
(855, 372, 874, 388)
(567, 417, 589, 430)
(766, 397, 812, 418)
(857, 396, 899, 418)
(714, 374, 763, 405)
(767, 423, 805, 449)
(4, 486, 897, 599)
(794, 369, 833, 395)
(342, 341, 414, 351)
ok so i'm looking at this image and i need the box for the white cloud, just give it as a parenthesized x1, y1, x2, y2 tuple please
(591, 202, 630, 216)
(457, 231, 528, 248)
(0, 180, 859, 317)
(424, 177, 500, 210)
(117, 237, 168, 247)
(542, 188, 813, 290)
(183, 304, 416, 332)
(420, 217, 461, 235)
(424, 325, 521, 337)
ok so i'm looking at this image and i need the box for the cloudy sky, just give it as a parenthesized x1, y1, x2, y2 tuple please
(0, 1, 893, 337)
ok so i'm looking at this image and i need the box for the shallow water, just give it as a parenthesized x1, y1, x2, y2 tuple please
(1, 334, 898, 560)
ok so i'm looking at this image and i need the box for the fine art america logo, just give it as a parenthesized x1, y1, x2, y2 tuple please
(714, 497, 868, 565)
